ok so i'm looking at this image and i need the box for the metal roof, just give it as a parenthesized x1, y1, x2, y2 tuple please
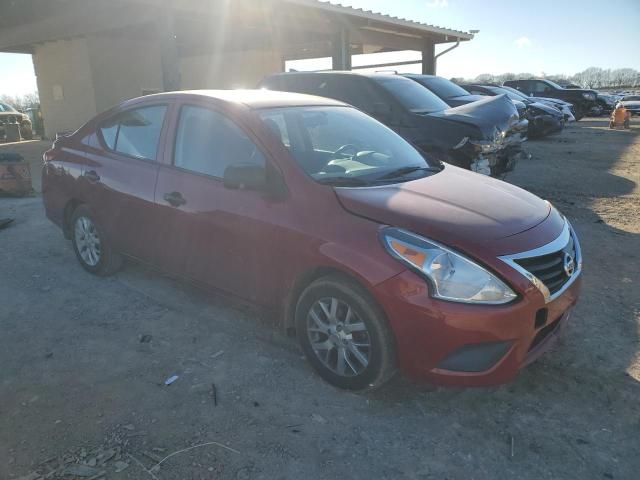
(283, 0, 474, 40)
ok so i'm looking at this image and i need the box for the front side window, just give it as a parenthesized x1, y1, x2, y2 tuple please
(174, 105, 265, 178)
(259, 106, 440, 186)
(98, 105, 166, 161)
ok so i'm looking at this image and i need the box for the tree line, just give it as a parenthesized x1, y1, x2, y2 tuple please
(451, 67, 640, 90)
(0, 92, 40, 111)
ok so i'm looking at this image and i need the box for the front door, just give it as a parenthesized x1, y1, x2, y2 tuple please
(153, 103, 286, 305)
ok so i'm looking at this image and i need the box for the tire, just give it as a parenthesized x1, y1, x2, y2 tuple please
(20, 123, 33, 140)
(295, 274, 396, 391)
(573, 107, 585, 121)
(70, 205, 122, 276)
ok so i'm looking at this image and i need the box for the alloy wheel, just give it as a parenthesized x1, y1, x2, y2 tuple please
(74, 216, 101, 267)
(306, 297, 371, 377)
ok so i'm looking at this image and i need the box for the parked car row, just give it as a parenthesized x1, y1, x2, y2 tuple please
(0, 101, 34, 141)
(618, 94, 640, 115)
(42, 88, 583, 390)
(259, 72, 528, 178)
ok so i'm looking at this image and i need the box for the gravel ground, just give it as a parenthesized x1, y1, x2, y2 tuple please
(1, 118, 638, 480)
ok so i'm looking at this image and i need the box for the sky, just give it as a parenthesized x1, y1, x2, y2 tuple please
(1, 0, 639, 97)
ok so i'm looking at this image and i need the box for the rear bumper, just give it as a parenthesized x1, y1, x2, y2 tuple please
(373, 269, 582, 387)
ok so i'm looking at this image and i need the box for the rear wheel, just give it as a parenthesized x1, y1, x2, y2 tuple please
(20, 122, 33, 140)
(295, 275, 396, 390)
(70, 205, 122, 276)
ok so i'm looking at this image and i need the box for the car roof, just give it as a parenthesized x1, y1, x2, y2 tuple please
(123, 89, 348, 109)
(265, 71, 415, 82)
(402, 74, 437, 79)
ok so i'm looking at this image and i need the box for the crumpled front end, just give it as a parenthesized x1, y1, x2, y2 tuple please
(449, 118, 529, 178)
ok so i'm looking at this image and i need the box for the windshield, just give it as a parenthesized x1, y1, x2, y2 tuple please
(486, 86, 528, 102)
(373, 76, 450, 113)
(499, 85, 531, 100)
(258, 106, 440, 186)
(545, 79, 564, 89)
(0, 102, 18, 113)
(413, 76, 470, 99)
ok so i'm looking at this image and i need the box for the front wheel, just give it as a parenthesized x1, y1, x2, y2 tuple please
(295, 275, 396, 390)
(71, 205, 122, 276)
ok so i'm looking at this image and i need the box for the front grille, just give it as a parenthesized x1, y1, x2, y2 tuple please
(514, 234, 576, 295)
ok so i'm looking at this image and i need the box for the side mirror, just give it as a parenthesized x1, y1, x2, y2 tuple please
(223, 164, 267, 191)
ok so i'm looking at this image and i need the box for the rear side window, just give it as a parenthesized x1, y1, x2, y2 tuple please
(322, 77, 375, 112)
(173, 105, 265, 178)
(98, 105, 167, 161)
(99, 123, 118, 150)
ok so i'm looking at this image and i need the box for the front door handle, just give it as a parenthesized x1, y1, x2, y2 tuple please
(163, 191, 186, 207)
(84, 170, 100, 182)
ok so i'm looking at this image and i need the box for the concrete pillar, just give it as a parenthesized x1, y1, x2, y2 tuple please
(331, 27, 351, 70)
(159, 6, 181, 91)
(421, 40, 435, 75)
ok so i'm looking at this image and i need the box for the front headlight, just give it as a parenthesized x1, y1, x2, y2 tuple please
(381, 228, 517, 304)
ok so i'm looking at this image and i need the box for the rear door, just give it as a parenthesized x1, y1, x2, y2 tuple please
(153, 102, 286, 304)
(82, 102, 170, 262)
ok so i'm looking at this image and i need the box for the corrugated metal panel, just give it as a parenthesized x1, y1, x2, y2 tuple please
(283, 0, 474, 40)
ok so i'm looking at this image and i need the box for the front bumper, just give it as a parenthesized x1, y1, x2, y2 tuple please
(372, 222, 582, 387)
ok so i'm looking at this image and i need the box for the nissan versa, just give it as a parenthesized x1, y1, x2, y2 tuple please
(42, 90, 582, 390)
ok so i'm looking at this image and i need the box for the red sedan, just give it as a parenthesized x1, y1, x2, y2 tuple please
(42, 90, 582, 390)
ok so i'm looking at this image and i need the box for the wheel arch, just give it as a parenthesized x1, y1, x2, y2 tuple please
(283, 265, 381, 336)
(62, 198, 84, 239)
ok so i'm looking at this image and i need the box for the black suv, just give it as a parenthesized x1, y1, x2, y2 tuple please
(260, 72, 527, 177)
(503, 79, 597, 120)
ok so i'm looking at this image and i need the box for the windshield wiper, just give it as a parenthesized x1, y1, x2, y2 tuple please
(315, 177, 370, 187)
(374, 165, 439, 181)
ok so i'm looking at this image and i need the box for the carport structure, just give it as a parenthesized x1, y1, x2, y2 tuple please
(0, 0, 474, 138)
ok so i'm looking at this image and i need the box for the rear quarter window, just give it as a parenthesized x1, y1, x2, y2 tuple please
(98, 105, 167, 161)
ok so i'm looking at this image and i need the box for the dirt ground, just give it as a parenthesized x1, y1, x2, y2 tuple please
(1, 118, 638, 480)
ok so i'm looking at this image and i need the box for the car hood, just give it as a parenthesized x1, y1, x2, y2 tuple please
(445, 94, 487, 106)
(335, 165, 551, 248)
(428, 95, 520, 139)
(533, 96, 571, 106)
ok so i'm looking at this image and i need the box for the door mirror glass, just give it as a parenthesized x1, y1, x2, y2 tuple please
(223, 164, 267, 190)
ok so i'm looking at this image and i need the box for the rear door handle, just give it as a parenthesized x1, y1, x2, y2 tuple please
(163, 191, 186, 207)
(84, 170, 100, 182)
